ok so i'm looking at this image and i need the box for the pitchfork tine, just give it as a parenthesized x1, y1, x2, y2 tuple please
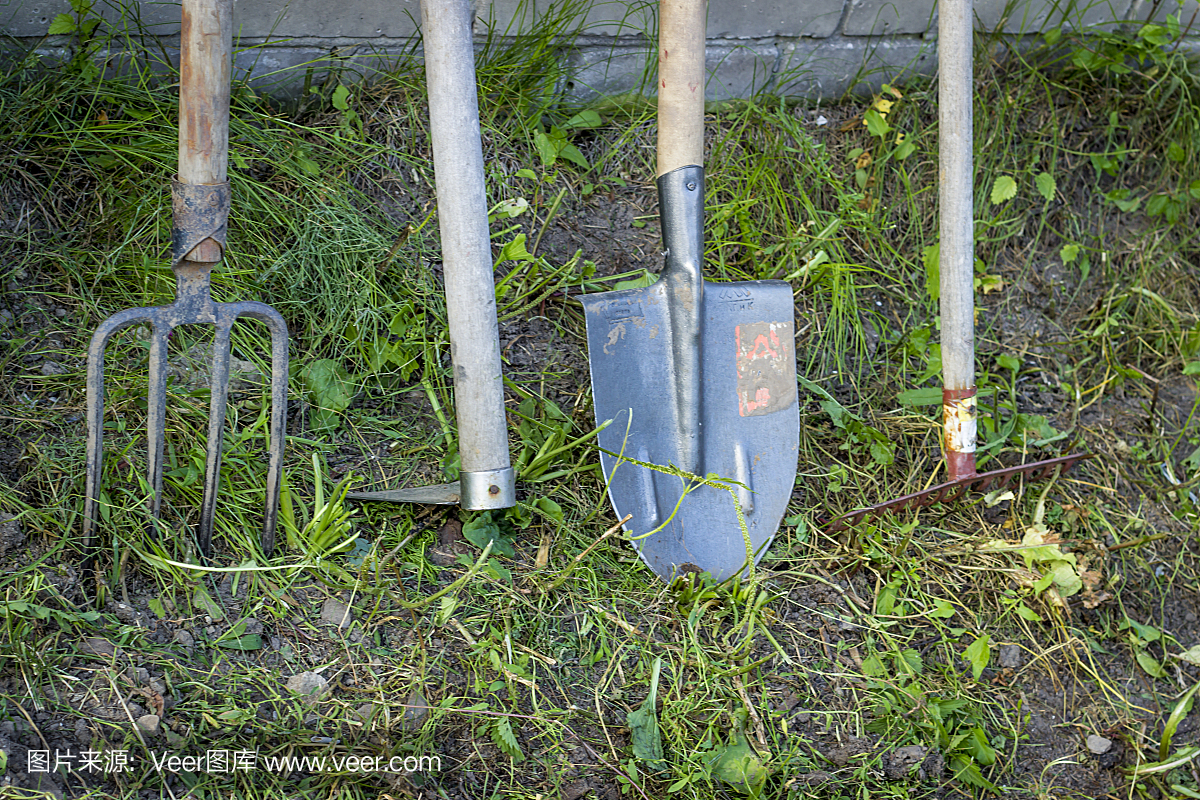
(146, 324, 170, 521)
(198, 322, 233, 556)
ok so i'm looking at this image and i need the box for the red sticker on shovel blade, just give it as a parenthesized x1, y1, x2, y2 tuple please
(736, 322, 792, 417)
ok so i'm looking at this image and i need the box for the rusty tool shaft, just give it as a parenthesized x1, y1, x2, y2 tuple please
(939, 0, 977, 481)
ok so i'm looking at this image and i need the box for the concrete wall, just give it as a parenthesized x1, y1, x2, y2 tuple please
(0, 0, 1193, 100)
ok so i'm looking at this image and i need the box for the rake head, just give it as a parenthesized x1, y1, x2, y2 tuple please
(822, 452, 1095, 533)
(83, 181, 288, 565)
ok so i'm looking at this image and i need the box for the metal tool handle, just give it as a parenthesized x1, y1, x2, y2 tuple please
(938, 0, 977, 480)
(657, 0, 706, 176)
(421, 0, 514, 508)
(178, 0, 230, 264)
(655, 0, 707, 476)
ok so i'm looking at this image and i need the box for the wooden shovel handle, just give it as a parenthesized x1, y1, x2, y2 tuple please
(657, 0, 706, 176)
(179, 0, 231, 262)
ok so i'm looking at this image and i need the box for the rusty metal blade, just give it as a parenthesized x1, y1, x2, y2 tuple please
(822, 453, 1095, 532)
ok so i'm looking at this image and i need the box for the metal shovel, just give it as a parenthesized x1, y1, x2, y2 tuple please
(824, 0, 1090, 532)
(84, 0, 289, 563)
(348, 0, 514, 511)
(580, 0, 800, 582)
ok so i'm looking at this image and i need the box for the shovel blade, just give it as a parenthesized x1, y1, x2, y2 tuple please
(582, 278, 798, 581)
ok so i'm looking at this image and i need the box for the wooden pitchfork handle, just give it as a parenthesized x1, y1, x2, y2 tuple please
(177, 0, 230, 264)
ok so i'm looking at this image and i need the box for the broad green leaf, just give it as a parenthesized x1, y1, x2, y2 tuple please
(1060, 243, 1080, 264)
(1160, 682, 1198, 760)
(1105, 188, 1141, 212)
(462, 512, 516, 558)
(217, 633, 263, 651)
(612, 269, 658, 291)
(861, 654, 887, 677)
(192, 586, 225, 622)
(930, 599, 956, 619)
(496, 234, 534, 265)
(967, 727, 998, 766)
(923, 243, 940, 302)
(1015, 603, 1043, 622)
(331, 84, 351, 111)
(898, 648, 924, 674)
(533, 130, 558, 168)
(864, 108, 890, 137)
(1179, 645, 1200, 666)
(515, 168, 537, 180)
(1050, 561, 1082, 597)
(950, 754, 1000, 791)
(996, 353, 1021, 373)
(217, 708, 254, 724)
(1137, 651, 1168, 678)
(627, 658, 666, 772)
(300, 359, 354, 432)
(534, 497, 564, 524)
(491, 717, 525, 762)
(876, 580, 900, 616)
(1169, 141, 1187, 163)
(991, 175, 1017, 204)
(1147, 193, 1170, 217)
(558, 143, 590, 169)
(1035, 172, 1056, 201)
(1121, 617, 1161, 643)
(48, 13, 76, 34)
(564, 109, 603, 129)
(965, 634, 991, 680)
(711, 731, 769, 794)
(897, 386, 943, 406)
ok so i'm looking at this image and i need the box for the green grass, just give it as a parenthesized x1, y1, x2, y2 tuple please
(0, 2, 1199, 799)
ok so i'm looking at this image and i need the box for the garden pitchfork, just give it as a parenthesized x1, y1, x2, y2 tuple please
(83, 0, 289, 563)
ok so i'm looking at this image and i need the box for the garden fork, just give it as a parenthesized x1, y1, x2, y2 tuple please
(83, 0, 288, 565)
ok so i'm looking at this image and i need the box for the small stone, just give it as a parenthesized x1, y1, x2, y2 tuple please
(39, 361, 66, 376)
(0, 512, 24, 558)
(0, 309, 12, 326)
(173, 630, 194, 649)
(78, 637, 120, 658)
(883, 744, 927, 780)
(0, 721, 14, 736)
(243, 617, 263, 635)
(999, 644, 1022, 669)
(127, 666, 151, 685)
(286, 672, 329, 705)
(74, 718, 91, 747)
(354, 703, 376, 724)
(1087, 734, 1113, 755)
(136, 714, 161, 736)
(320, 598, 353, 629)
(113, 603, 141, 625)
(402, 690, 429, 731)
(149, 677, 167, 695)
